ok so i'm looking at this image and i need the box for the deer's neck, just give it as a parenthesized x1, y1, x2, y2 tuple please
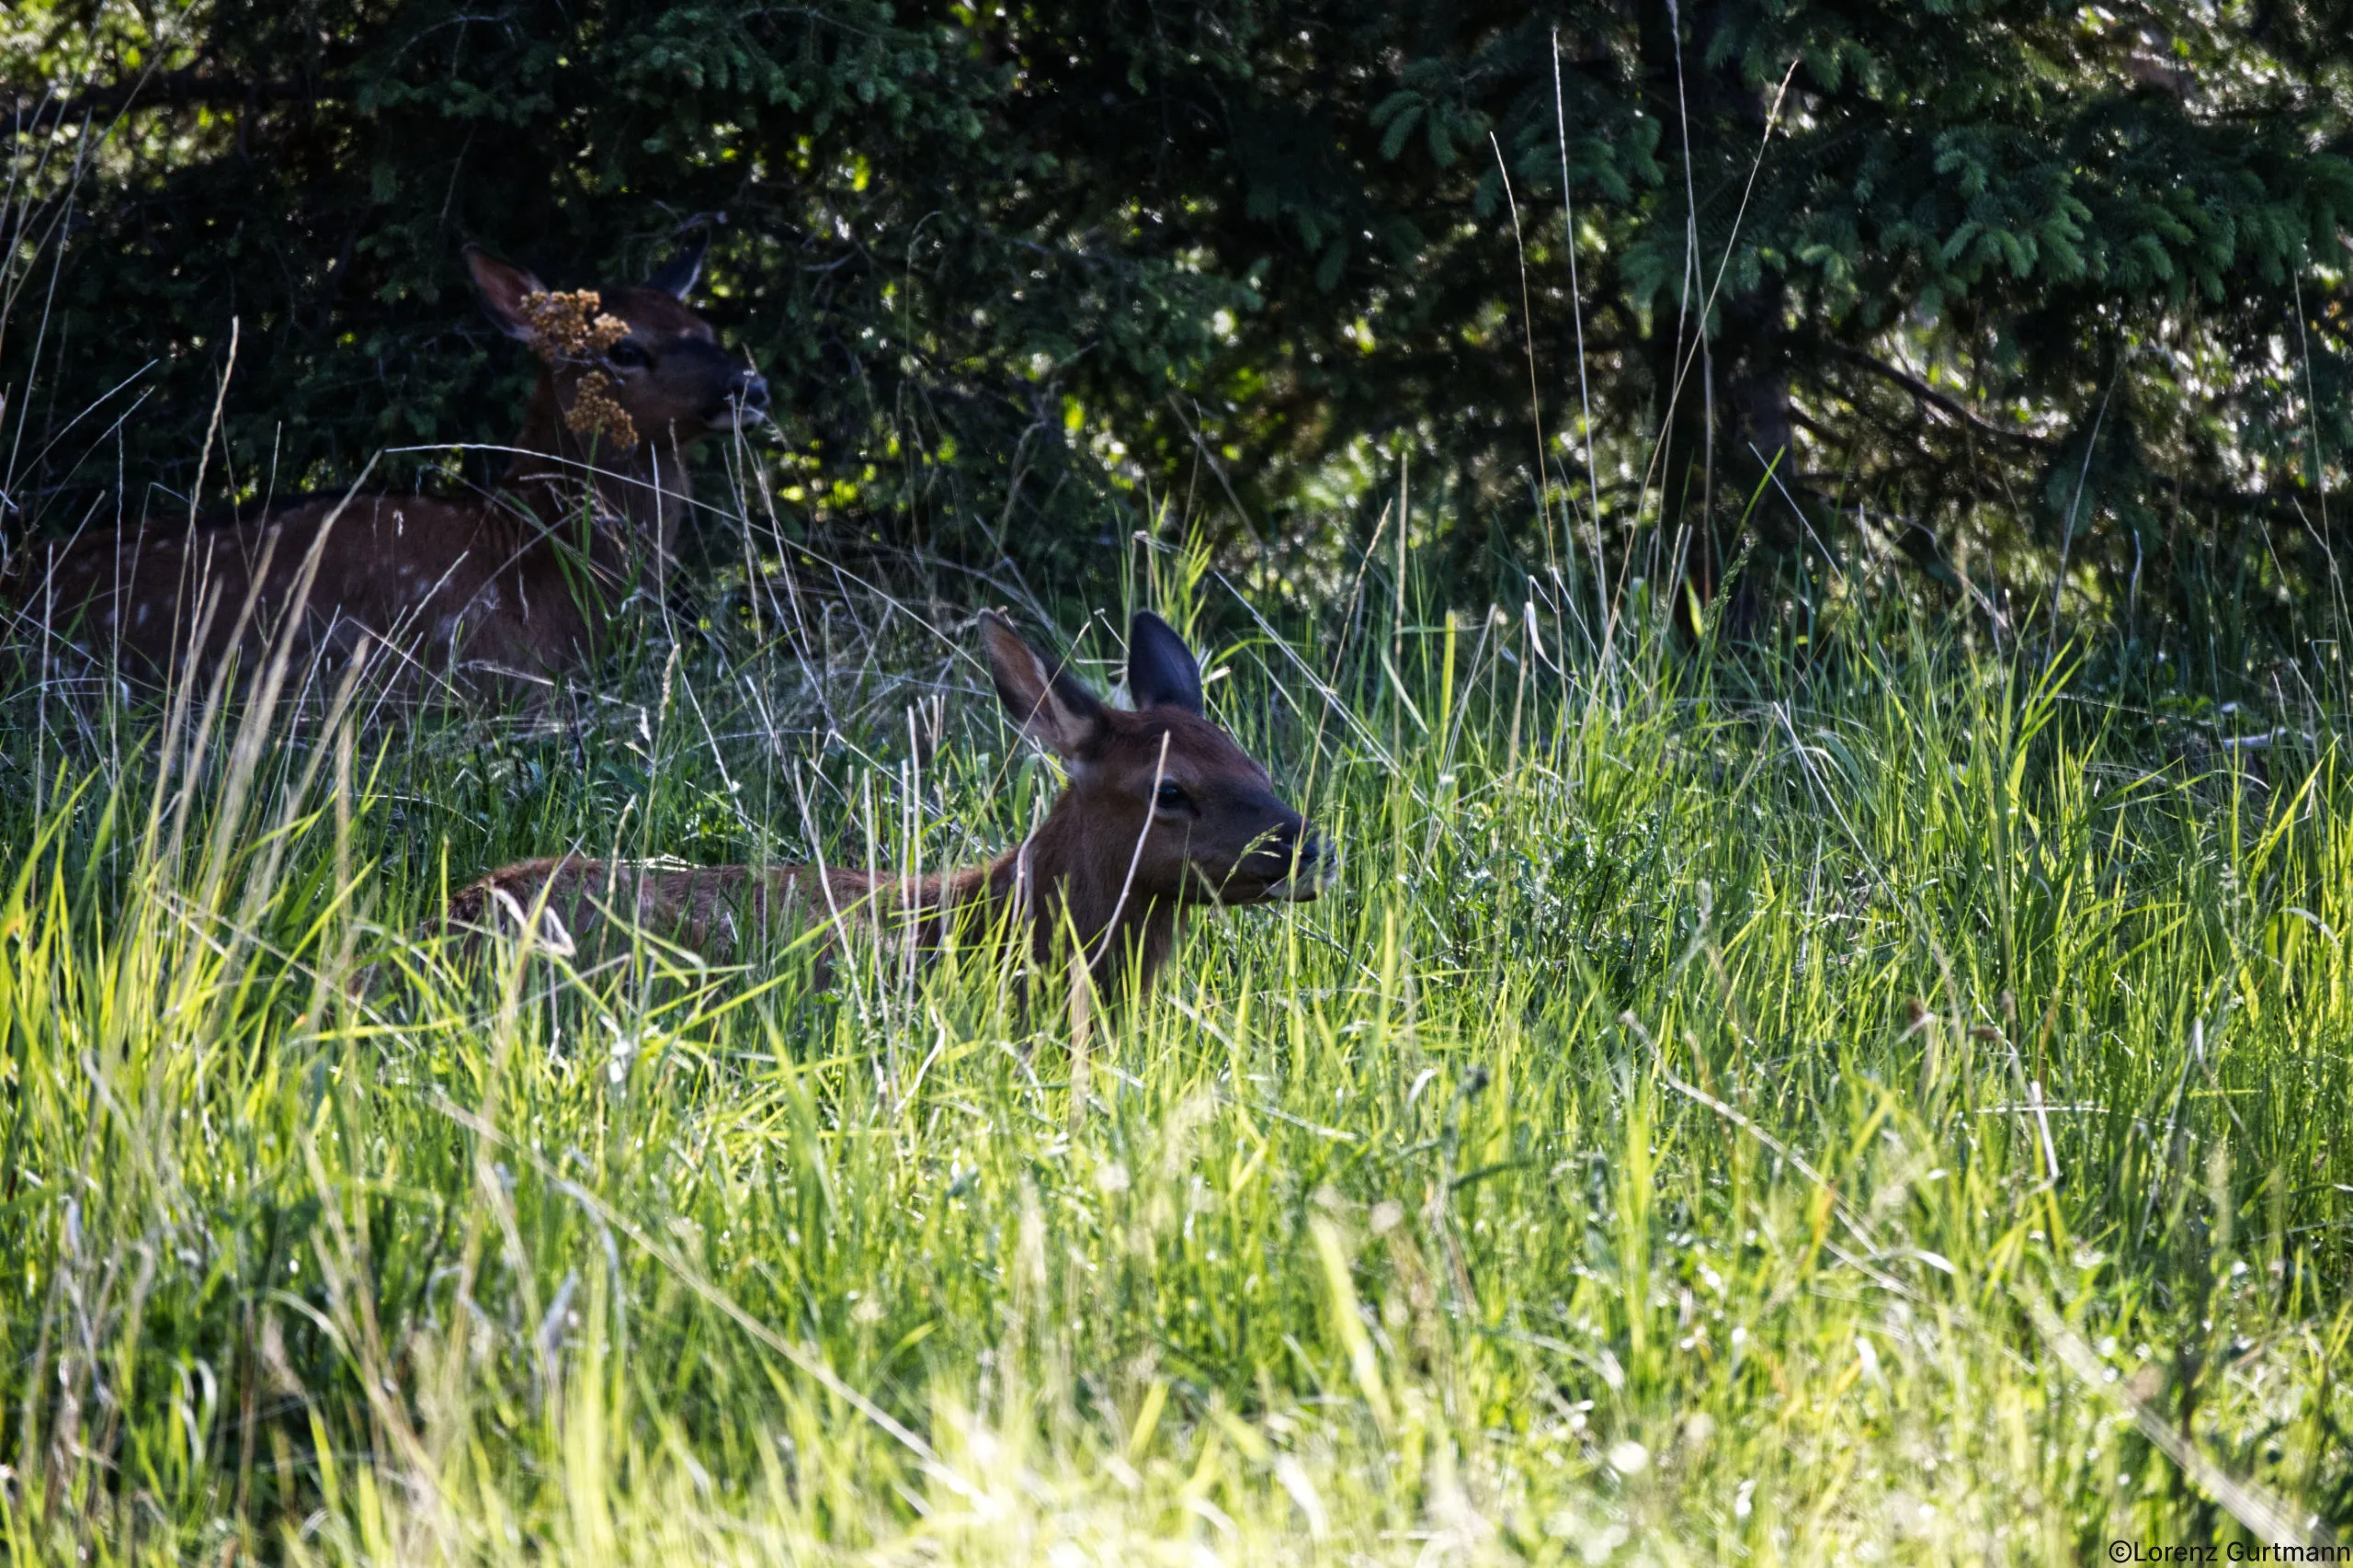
(499, 380, 692, 574)
(913, 802, 1182, 1000)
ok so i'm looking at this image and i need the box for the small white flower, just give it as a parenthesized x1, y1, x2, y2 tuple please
(1581, 1521, 1630, 1564)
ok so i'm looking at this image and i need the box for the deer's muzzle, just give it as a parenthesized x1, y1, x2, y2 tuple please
(1231, 827, 1332, 903)
(712, 369, 769, 429)
(1266, 831, 1336, 902)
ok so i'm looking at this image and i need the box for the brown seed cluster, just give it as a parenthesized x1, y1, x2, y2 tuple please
(517, 290, 642, 449)
(563, 372, 639, 449)
(517, 290, 631, 358)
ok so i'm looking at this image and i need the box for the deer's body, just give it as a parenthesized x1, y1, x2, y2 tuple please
(6, 241, 765, 687)
(446, 612, 1328, 1000)
(25, 490, 612, 681)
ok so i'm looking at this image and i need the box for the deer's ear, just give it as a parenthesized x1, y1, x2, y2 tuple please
(645, 233, 709, 301)
(1127, 611, 1204, 715)
(981, 610, 1106, 761)
(466, 247, 550, 340)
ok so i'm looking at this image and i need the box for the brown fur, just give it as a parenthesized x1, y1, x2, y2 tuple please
(5, 249, 767, 687)
(442, 611, 1332, 1001)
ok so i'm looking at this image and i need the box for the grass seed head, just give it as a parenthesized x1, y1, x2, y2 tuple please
(518, 289, 642, 448)
(517, 289, 631, 358)
(563, 369, 639, 449)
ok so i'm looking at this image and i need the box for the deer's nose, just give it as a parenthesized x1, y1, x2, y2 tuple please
(1250, 824, 1333, 900)
(733, 370, 770, 415)
(1295, 831, 1334, 880)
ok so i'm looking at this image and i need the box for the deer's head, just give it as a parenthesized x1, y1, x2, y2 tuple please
(468, 238, 768, 453)
(983, 610, 1333, 906)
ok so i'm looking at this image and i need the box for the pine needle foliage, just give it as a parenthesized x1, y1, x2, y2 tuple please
(5, 0, 2351, 628)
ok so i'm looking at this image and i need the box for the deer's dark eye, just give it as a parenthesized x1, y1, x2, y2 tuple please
(607, 341, 650, 369)
(1154, 781, 1194, 813)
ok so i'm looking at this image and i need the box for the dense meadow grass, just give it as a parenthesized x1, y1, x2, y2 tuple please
(1, 547, 2348, 1563)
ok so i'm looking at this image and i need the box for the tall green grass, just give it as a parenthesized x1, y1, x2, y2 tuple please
(1, 563, 2347, 1563)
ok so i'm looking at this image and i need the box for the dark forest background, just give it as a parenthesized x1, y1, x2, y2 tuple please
(5, 0, 2352, 646)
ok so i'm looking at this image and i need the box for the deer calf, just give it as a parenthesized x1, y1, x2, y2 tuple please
(444, 611, 1333, 1000)
(6, 239, 767, 688)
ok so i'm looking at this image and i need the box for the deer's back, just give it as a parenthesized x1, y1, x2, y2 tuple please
(447, 855, 914, 966)
(8, 494, 595, 679)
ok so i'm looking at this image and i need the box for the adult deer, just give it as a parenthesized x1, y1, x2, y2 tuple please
(443, 611, 1333, 1001)
(4, 239, 767, 687)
